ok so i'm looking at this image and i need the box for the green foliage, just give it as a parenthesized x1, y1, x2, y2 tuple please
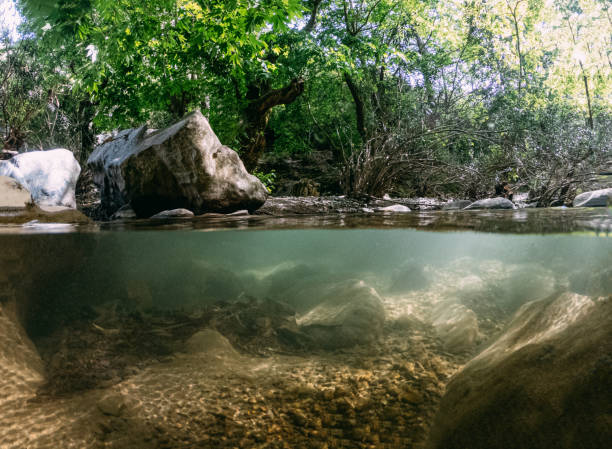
(0, 32, 89, 156)
(7, 0, 611, 200)
(252, 169, 277, 193)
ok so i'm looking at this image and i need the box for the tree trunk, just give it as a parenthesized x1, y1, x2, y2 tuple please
(241, 78, 304, 172)
(510, 4, 524, 96)
(344, 72, 367, 141)
(77, 99, 96, 163)
(169, 92, 190, 120)
(580, 61, 594, 130)
(303, 0, 323, 32)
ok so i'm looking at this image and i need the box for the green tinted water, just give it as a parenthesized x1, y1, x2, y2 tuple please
(0, 210, 610, 449)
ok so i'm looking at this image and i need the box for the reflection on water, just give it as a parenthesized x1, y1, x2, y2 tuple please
(0, 223, 610, 448)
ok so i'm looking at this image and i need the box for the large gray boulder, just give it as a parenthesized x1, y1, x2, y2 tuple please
(0, 149, 80, 208)
(463, 197, 516, 210)
(297, 280, 385, 349)
(87, 111, 268, 217)
(428, 292, 612, 449)
(573, 188, 612, 207)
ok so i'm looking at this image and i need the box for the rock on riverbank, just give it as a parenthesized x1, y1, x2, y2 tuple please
(0, 149, 80, 209)
(87, 111, 268, 217)
(0, 175, 89, 224)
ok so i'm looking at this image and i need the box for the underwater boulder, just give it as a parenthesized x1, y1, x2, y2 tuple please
(569, 266, 612, 297)
(0, 302, 45, 414)
(259, 263, 354, 313)
(427, 292, 612, 449)
(297, 280, 385, 349)
(0, 149, 80, 208)
(87, 111, 268, 217)
(184, 329, 240, 359)
(429, 302, 480, 352)
(440, 260, 560, 324)
(387, 262, 430, 293)
(483, 263, 560, 313)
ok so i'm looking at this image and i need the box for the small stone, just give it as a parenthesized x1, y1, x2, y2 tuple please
(399, 388, 423, 404)
(288, 409, 308, 426)
(97, 393, 126, 417)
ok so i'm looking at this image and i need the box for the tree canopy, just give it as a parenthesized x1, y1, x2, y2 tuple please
(3, 0, 611, 202)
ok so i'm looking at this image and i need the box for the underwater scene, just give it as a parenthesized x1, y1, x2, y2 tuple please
(0, 217, 611, 449)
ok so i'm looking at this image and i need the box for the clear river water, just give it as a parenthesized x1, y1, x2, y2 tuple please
(0, 208, 610, 449)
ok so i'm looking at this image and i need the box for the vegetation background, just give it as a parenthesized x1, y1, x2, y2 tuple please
(1, 0, 610, 204)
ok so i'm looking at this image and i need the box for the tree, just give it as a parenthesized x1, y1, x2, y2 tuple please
(12, 0, 611, 200)
(19, 0, 309, 169)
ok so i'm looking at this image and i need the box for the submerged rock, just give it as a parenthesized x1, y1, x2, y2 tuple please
(428, 292, 612, 449)
(430, 302, 480, 352)
(184, 329, 240, 359)
(0, 149, 80, 208)
(87, 111, 268, 217)
(573, 188, 612, 207)
(569, 266, 612, 297)
(97, 393, 126, 417)
(297, 280, 385, 349)
(259, 263, 354, 313)
(463, 197, 516, 210)
(387, 262, 430, 293)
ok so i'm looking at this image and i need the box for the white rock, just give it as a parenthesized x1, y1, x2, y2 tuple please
(573, 188, 612, 207)
(0, 176, 32, 211)
(463, 197, 515, 210)
(0, 149, 81, 208)
(375, 204, 411, 213)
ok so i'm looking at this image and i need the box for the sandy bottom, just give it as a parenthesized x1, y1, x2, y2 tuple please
(0, 298, 467, 449)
